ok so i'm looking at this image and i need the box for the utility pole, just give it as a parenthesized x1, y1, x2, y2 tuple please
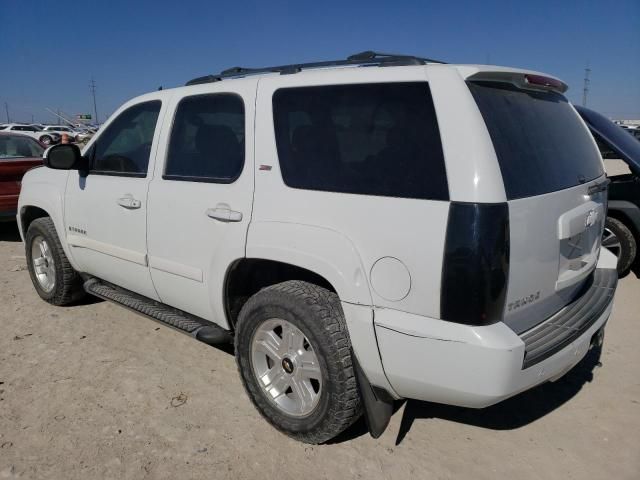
(90, 77, 99, 125)
(4, 102, 9, 123)
(582, 63, 591, 107)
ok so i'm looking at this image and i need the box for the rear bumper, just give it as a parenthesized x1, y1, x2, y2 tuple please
(375, 257, 617, 408)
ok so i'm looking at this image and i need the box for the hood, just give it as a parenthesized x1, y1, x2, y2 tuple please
(575, 105, 640, 175)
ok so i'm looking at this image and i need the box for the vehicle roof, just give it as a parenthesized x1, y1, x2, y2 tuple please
(151, 63, 566, 97)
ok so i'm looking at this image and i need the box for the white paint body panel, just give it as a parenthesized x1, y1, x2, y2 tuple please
(375, 250, 617, 407)
(17, 167, 73, 261)
(63, 91, 170, 300)
(252, 67, 451, 319)
(146, 79, 257, 326)
(17, 62, 619, 408)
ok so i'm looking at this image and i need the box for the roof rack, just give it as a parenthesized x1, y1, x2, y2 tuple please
(185, 50, 446, 86)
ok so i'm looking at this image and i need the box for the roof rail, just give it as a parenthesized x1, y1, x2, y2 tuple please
(185, 50, 446, 86)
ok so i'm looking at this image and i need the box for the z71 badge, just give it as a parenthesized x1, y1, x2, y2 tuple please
(507, 291, 541, 312)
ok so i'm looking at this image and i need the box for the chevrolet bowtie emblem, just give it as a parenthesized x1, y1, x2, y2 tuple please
(585, 209, 598, 228)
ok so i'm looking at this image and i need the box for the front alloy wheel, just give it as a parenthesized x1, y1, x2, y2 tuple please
(25, 217, 84, 305)
(31, 236, 56, 292)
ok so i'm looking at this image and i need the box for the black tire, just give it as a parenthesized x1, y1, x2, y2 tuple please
(235, 280, 362, 443)
(603, 217, 636, 275)
(39, 135, 52, 145)
(25, 217, 84, 305)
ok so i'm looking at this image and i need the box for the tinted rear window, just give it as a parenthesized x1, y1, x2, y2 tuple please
(468, 82, 603, 199)
(273, 82, 448, 200)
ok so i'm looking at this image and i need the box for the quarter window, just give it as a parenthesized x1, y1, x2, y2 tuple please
(164, 94, 245, 182)
(272, 82, 448, 200)
(90, 100, 161, 176)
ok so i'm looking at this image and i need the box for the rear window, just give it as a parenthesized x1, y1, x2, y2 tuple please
(468, 82, 604, 199)
(273, 82, 448, 200)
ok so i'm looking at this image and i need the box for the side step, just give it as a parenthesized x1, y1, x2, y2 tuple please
(83, 278, 233, 345)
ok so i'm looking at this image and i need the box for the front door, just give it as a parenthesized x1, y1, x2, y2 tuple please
(64, 98, 166, 299)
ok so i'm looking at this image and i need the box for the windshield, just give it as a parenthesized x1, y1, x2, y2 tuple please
(574, 106, 640, 174)
(30, 125, 43, 131)
(0, 135, 45, 158)
(468, 81, 604, 199)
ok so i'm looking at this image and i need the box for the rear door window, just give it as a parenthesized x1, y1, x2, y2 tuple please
(164, 93, 245, 183)
(272, 82, 448, 200)
(468, 81, 603, 199)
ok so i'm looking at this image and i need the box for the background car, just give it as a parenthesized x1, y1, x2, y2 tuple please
(2, 124, 60, 145)
(576, 106, 640, 274)
(41, 125, 83, 142)
(0, 132, 44, 221)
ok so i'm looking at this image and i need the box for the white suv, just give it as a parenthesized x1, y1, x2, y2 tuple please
(17, 52, 618, 443)
(2, 124, 61, 145)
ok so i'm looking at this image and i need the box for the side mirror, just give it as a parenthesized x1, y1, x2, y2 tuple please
(43, 144, 89, 171)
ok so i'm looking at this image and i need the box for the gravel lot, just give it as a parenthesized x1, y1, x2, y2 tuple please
(1, 220, 639, 480)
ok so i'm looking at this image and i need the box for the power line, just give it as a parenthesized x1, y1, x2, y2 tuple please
(582, 62, 591, 107)
(90, 77, 99, 124)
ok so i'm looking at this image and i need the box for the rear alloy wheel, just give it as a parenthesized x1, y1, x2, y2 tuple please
(235, 280, 362, 443)
(39, 135, 52, 145)
(602, 217, 636, 275)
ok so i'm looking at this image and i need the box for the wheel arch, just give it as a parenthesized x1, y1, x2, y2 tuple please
(224, 258, 340, 330)
(17, 172, 77, 269)
(19, 205, 50, 239)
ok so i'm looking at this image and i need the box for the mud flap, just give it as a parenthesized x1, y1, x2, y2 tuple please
(352, 353, 394, 439)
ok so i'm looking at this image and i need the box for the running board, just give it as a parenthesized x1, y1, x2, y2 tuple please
(83, 278, 233, 345)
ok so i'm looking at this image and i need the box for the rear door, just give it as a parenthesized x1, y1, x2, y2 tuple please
(146, 82, 255, 325)
(64, 96, 166, 299)
(467, 79, 607, 333)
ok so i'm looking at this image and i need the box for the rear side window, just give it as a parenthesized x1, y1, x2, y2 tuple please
(468, 82, 603, 199)
(165, 93, 245, 183)
(273, 82, 448, 200)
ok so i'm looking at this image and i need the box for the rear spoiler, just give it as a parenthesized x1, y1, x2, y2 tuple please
(467, 71, 568, 94)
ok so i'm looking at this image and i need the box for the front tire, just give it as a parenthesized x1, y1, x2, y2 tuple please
(602, 217, 636, 275)
(235, 280, 362, 443)
(25, 217, 84, 305)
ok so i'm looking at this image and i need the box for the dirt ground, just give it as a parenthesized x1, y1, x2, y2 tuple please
(0, 221, 639, 480)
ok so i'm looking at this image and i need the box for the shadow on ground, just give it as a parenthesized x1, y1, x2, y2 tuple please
(393, 346, 603, 445)
(0, 222, 21, 242)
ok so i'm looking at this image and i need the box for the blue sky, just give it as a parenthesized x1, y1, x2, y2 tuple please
(1, 0, 638, 124)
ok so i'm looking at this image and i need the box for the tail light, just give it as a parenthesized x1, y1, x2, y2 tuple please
(440, 202, 510, 326)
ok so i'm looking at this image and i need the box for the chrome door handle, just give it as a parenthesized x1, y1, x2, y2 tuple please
(117, 196, 141, 209)
(206, 207, 243, 222)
